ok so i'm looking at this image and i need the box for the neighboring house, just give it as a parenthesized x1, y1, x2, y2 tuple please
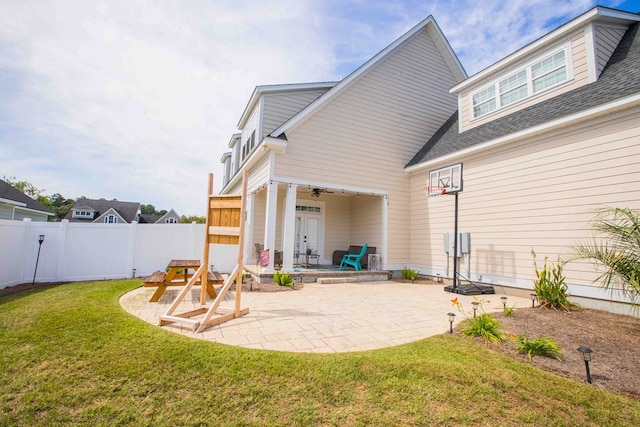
(220, 6, 640, 310)
(66, 198, 141, 223)
(66, 198, 180, 224)
(139, 209, 181, 224)
(0, 179, 54, 222)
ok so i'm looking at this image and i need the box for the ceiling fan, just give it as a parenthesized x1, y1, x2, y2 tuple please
(310, 188, 334, 198)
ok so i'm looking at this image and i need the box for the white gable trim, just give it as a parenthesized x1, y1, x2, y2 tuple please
(271, 16, 466, 138)
(0, 197, 27, 207)
(406, 92, 640, 174)
(451, 7, 640, 94)
(93, 207, 127, 224)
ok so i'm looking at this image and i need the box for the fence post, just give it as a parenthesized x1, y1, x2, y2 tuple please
(21, 218, 32, 283)
(128, 221, 137, 279)
(56, 219, 69, 281)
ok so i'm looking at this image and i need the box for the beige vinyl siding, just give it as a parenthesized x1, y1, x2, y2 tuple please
(323, 195, 352, 261)
(247, 155, 271, 192)
(461, 30, 590, 132)
(262, 90, 330, 138)
(594, 25, 627, 78)
(350, 196, 383, 253)
(274, 27, 459, 266)
(409, 108, 640, 294)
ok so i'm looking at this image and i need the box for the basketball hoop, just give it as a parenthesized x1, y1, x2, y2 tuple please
(424, 185, 447, 197)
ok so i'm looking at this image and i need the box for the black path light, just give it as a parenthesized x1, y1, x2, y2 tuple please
(447, 312, 456, 334)
(530, 293, 537, 308)
(577, 346, 593, 384)
(500, 296, 508, 309)
(32, 234, 45, 285)
(471, 301, 479, 318)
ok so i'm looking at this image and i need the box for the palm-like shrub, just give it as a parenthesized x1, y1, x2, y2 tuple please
(573, 208, 640, 307)
(514, 335, 562, 361)
(459, 313, 505, 344)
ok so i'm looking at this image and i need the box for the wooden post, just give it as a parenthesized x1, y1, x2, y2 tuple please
(235, 171, 247, 316)
(201, 173, 213, 305)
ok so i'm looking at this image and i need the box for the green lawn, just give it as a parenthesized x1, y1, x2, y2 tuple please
(1, 280, 639, 426)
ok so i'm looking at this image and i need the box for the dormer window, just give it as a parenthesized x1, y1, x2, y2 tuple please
(472, 45, 571, 119)
(105, 214, 118, 223)
(72, 209, 94, 218)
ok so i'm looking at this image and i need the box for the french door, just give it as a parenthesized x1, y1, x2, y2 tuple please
(294, 207, 322, 260)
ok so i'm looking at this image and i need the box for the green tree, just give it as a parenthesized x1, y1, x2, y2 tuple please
(572, 207, 640, 308)
(180, 215, 206, 224)
(4, 176, 45, 198)
(140, 204, 156, 214)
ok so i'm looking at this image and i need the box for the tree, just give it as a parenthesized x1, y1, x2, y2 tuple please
(180, 215, 206, 224)
(140, 204, 156, 214)
(572, 207, 640, 308)
(3, 176, 45, 198)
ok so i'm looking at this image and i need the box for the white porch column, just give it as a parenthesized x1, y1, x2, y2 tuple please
(244, 193, 255, 263)
(281, 184, 297, 272)
(263, 181, 278, 272)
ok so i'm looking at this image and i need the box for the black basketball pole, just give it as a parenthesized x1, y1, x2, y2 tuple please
(452, 192, 459, 291)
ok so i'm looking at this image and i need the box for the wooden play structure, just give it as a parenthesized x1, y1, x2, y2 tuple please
(159, 171, 249, 332)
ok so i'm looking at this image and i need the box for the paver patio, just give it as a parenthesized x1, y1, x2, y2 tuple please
(120, 281, 530, 353)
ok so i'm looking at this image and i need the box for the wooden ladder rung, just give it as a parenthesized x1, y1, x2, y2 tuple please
(208, 226, 240, 236)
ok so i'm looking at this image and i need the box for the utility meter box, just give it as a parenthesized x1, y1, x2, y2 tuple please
(443, 233, 470, 257)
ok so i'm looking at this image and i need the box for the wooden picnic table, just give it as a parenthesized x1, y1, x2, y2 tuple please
(144, 259, 224, 302)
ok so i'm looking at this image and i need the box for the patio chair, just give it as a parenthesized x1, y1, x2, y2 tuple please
(339, 243, 368, 271)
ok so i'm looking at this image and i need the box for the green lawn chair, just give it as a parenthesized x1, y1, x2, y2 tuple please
(339, 244, 368, 271)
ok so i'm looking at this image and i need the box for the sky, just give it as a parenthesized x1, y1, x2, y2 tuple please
(1, 0, 639, 216)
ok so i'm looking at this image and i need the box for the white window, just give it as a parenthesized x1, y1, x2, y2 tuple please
(532, 50, 567, 93)
(105, 214, 118, 223)
(73, 210, 92, 218)
(166, 218, 177, 223)
(471, 46, 570, 119)
(472, 86, 496, 117)
(499, 70, 528, 107)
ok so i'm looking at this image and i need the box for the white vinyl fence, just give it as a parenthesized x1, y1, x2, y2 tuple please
(0, 219, 238, 289)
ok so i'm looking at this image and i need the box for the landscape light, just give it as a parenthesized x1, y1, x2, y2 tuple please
(471, 301, 479, 318)
(577, 346, 593, 384)
(32, 235, 45, 286)
(447, 312, 456, 334)
(530, 293, 537, 308)
(500, 296, 507, 309)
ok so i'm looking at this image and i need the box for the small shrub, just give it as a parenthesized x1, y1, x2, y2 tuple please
(273, 272, 294, 288)
(459, 313, 505, 344)
(402, 266, 419, 281)
(532, 249, 572, 311)
(514, 335, 562, 361)
(504, 305, 515, 317)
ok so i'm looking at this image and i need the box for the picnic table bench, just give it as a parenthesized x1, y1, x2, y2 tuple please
(143, 259, 224, 302)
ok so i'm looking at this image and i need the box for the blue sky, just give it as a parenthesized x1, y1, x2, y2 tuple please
(1, 0, 638, 215)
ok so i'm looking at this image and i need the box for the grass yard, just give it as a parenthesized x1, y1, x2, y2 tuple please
(1, 280, 639, 426)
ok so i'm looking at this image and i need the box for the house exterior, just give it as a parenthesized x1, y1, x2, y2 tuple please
(66, 198, 181, 224)
(0, 179, 54, 221)
(139, 209, 181, 224)
(220, 7, 640, 311)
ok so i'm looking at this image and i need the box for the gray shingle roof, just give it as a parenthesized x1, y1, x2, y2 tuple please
(407, 22, 640, 167)
(0, 179, 54, 215)
(65, 198, 140, 223)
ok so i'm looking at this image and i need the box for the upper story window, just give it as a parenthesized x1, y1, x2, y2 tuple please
(166, 217, 177, 223)
(73, 209, 93, 218)
(472, 45, 570, 119)
(241, 130, 256, 162)
(105, 214, 118, 223)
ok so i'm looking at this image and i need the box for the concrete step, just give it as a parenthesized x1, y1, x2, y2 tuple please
(316, 277, 358, 284)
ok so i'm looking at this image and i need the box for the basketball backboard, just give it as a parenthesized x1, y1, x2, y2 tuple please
(426, 163, 462, 196)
